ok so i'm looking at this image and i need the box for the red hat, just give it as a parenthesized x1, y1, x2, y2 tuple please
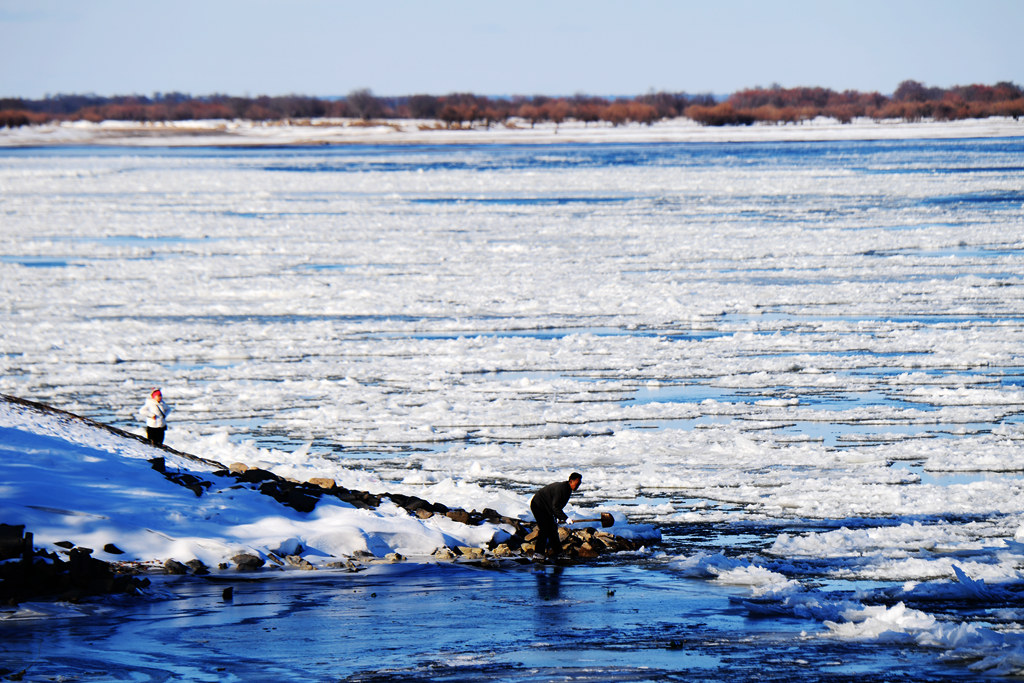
(151, 388, 162, 397)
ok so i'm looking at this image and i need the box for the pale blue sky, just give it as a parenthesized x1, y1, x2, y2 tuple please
(2, 0, 1021, 99)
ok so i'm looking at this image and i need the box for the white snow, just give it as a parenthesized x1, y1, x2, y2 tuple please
(0, 115, 1022, 147)
(0, 397, 522, 566)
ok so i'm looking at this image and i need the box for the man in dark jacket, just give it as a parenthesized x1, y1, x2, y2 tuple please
(530, 472, 582, 559)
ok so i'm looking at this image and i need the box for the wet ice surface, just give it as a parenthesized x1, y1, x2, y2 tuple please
(0, 563, 979, 683)
(2, 135, 1024, 679)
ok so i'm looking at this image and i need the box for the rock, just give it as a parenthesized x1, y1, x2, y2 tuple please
(186, 559, 209, 575)
(414, 508, 434, 519)
(258, 480, 321, 513)
(228, 462, 250, 473)
(503, 535, 525, 551)
(325, 559, 361, 571)
(222, 587, 234, 601)
(103, 543, 124, 555)
(285, 555, 315, 570)
(446, 510, 471, 524)
(492, 544, 514, 557)
(164, 471, 209, 497)
(432, 547, 456, 561)
(237, 467, 279, 484)
(0, 524, 26, 560)
(392, 495, 432, 513)
(524, 528, 539, 542)
(0, 526, 150, 603)
(232, 553, 265, 571)
(308, 477, 336, 490)
(557, 527, 571, 542)
(456, 546, 485, 559)
(164, 559, 189, 575)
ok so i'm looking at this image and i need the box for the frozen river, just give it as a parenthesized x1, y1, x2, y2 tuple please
(2, 134, 1024, 679)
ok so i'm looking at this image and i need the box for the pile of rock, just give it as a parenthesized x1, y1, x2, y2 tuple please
(0, 524, 149, 604)
(213, 463, 649, 563)
(133, 460, 651, 571)
(505, 524, 641, 561)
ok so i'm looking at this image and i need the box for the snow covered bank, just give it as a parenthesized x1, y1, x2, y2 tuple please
(0, 396, 655, 576)
(1, 116, 1022, 147)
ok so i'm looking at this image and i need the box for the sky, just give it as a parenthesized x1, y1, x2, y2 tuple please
(1, 0, 1022, 100)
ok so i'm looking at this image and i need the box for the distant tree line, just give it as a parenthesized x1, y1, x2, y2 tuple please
(686, 81, 1024, 125)
(1, 81, 1022, 129)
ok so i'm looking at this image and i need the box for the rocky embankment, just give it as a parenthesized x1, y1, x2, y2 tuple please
(158, 456, 647, 568)
(0, 524, 151, 604)
(2, 431, 649, 604)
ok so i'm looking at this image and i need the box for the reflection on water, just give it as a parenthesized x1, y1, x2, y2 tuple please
(0, 563, 972, 681)
(534, 565, 563, 602)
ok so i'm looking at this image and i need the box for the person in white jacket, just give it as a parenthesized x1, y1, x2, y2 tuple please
(139, 388, 171, 447)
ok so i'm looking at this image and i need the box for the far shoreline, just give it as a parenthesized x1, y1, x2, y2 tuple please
(1, 116, 1023, 148)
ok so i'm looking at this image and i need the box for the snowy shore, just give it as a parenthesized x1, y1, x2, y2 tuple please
(1, 116, 1023, 147)
(0, 395, 654, 579)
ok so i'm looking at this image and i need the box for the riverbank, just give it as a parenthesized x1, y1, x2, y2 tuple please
(1, 116, 1022, 147)
(0, 394, 656, 606)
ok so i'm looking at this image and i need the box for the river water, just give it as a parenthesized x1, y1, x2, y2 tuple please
(2, 136, 1024, 680)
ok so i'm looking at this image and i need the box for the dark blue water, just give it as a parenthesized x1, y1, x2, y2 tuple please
(0, 563, 983, 682)
(6, 136, 1023, 169)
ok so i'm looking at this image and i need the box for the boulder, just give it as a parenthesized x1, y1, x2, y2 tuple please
(164, 471, 209, 497)
(0, 524, 25, 560)
(163, 559, 190, 575)
(432, 547, 456, 561)
(232, 553, 266, 571)
(492, 544, 514, 557)
(186, 559, 209, 575)
(308, 477, 336, 490)
(237, 467, 279, 484)
(285, 555, 315, 570)
(446, 510, 471, 524)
